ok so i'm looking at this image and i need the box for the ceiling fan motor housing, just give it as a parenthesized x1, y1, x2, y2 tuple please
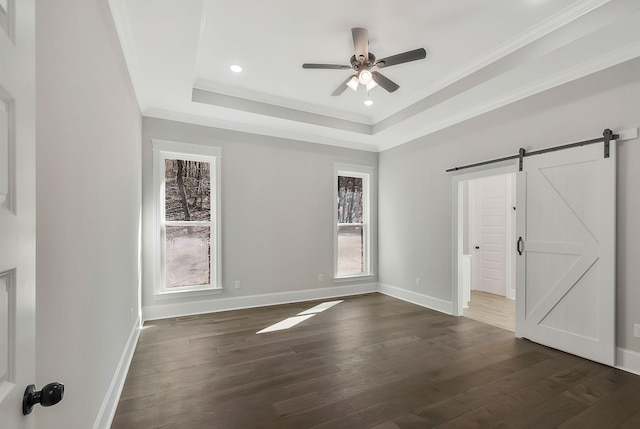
(350, 53, 376, 70)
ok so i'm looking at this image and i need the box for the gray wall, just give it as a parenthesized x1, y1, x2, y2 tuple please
(379, 57, 640, 351)
(141, 118, 378, 318)
(36, 0, 142, 427)
(31, 1, 640, 426)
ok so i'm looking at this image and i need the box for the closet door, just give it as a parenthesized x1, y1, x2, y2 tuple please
(515, 142, 615, 366)
(0, 0, 37, 426)
(473, 174, 508, 297)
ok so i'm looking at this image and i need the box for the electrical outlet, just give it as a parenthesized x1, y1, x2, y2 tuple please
(415, 277, 421, 286)
(634, 324, 640, 338)
(234, 280, 241, 289)
(318, 274, 323, 282)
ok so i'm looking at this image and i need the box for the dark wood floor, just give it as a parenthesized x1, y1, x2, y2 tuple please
(112, 293, 640, 428)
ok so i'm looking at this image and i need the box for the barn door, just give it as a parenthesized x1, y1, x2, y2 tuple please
(515, 142, 615, 366)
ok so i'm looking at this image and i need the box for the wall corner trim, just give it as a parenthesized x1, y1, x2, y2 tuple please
(378, 283, 454, 315)
(616, 347, 640, 376)
(93, 319, 141, 429)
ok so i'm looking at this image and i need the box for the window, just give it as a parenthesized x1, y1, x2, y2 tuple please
(153, 140, 221, 294)
(334, 164, 372, 278)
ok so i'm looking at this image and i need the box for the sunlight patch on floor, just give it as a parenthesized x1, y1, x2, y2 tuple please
(256, 300, 344, 334)
(297, 300, 343, 315)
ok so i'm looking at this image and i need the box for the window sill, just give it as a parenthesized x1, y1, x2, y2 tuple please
(153, 286, 223, 299)
(333, 274, 376, 283)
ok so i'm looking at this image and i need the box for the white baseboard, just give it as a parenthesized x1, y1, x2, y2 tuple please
(616, 347, 640, 376)
(378, 283, 454, 315)
(93, 318, 141, 429)
(142, 283, 378, 321)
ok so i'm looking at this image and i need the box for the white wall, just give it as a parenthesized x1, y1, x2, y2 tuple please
(141, 118, 378, 320)
(379, 57, 640, 352)
(36, 0, 141, 427)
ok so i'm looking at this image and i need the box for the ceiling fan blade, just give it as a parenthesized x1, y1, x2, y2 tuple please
(351, 27, 369, 61)
(331, 75, 356, 96)
(303, 63, 351, 70)
(375, 48, 426, 68)
(371, 71, 399, 93)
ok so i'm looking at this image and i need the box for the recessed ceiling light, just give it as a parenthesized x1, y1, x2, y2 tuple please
(364, 99, 374, 107)
(230, 65, 243, 73)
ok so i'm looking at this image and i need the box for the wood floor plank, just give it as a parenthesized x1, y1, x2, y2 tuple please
(112, 293, 640, 428)
(557, 381, 640, 428)
(618, 409, 640, 428)
(493, 394, 587, 428)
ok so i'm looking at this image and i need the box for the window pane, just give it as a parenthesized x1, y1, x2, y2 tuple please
(337, 176, 363, 223)
(337, 225, 363, 276)
(166, 226, 210, 288)
(165, 159, 211, 221)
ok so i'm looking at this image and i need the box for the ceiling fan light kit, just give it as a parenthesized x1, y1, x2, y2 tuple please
(347, 76, 359, 92)
(303, 27, 426, 96)
(358, 69, 372, 85)
(365, 79, 377, 91)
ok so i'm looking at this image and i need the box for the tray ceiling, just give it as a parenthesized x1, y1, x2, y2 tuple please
(109, 0, 640, 151)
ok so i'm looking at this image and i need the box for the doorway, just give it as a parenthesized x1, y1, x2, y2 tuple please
(451, 135, 618, 366)
(454, 169, 516, 331)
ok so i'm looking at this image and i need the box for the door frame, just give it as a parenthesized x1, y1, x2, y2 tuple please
(452, 164, 517, 316)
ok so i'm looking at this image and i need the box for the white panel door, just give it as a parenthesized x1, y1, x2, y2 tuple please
(473, 175, 508, 296)
(516, 142, 615, 366)
(0, 0, 36, 427)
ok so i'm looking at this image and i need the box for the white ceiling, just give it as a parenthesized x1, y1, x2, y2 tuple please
(109, 0, 640, 151)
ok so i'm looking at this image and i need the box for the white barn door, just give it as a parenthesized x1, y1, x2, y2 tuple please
(515, 142, 615, 366)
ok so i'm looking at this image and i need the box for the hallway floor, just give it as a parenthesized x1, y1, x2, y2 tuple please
(464, 290, 516, 332)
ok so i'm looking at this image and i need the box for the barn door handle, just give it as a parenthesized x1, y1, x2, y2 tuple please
(517, 237, 523, 255)
(23, 382, 64, 415)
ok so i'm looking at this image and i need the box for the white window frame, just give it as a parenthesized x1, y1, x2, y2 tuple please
(334, 163, 373, 280)
(152, 139, 222, 295)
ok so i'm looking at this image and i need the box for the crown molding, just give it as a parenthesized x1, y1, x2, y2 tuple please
(192, 88, 372, 135)
(193, 80, 374, 125)
(144, 108, 380, 152)
(107, 0, 148, 113)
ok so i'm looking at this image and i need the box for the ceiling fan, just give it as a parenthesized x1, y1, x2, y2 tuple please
(302, 27, 427, 96)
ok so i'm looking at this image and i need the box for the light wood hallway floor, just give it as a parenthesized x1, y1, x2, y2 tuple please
(112, 293, 640, 428)
(463, 290, 516, 332)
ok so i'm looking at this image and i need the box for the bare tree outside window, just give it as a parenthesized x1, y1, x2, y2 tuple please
(337, 176, 364, 276)
(164, 159, 212, 288)
(165, 159, 211, 221)
(337, 176, 362, 223)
